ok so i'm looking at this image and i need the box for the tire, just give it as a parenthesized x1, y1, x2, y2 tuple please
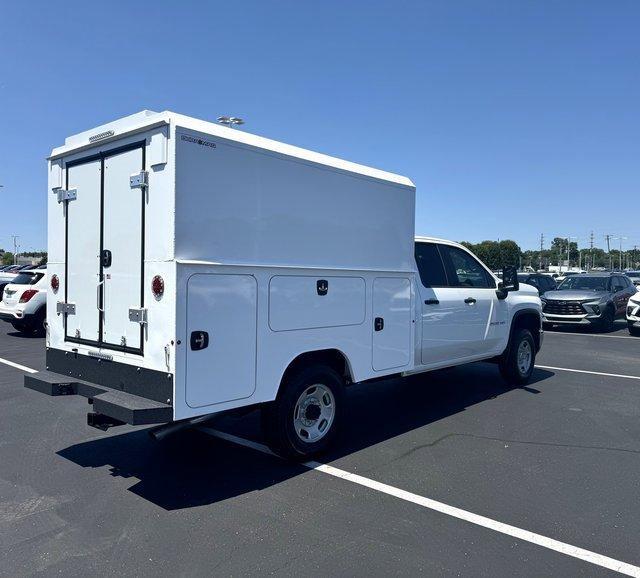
(499, 328, 536, 385)
(10, 321, 26, 333)
(629, 323, 640, 337)
(597, 307, 615, 332)
(261, 365, 345, 460)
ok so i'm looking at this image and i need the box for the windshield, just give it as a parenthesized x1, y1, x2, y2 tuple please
(11, 272, 43, 285)
(626, 272, 640, 278)
(558, 276, 609, 291)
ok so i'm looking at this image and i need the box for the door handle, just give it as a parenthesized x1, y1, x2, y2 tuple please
(374, 317, 384, 331)
(101, 249, 112, 268)
(96, 279, 105, 313)
(190, 331, 209, 351)
(464, 297, 477, 305)
(424, 299, 440, 305)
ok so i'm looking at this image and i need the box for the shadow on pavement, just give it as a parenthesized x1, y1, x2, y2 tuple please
(57, 363, 553, 511)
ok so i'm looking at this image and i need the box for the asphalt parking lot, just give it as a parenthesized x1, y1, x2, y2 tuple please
(1, 322, 639, 577)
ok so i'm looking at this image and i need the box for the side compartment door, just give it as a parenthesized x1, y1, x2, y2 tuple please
(102, 146, 145, 350)
(186, 274, 258, 408)
(372, 277, 412, 371)
(65, 159, 101, 343)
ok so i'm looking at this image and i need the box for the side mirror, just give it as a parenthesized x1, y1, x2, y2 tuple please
(497, 265, 519, 299)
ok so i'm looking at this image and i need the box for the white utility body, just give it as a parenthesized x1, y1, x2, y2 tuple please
(26, 110, 542, 458)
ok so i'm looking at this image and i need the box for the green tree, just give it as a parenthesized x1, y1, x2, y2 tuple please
(2, 252, 14, 266)
(461, 240, 522, 270)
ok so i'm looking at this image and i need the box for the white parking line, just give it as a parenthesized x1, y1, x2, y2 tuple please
(0, 356, 39, 374)
(547, 331, 636, 340)
(3, 358, 640, 574)
(536, 365, 640, 381)
(200, 428, 640, 577)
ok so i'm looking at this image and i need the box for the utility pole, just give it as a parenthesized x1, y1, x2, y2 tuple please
(11, 235, 19, 265)
(605, 235, 611, 271)
(589, 230, 594, 271)
(539, 233, 544, 270)
(566, 236, 577, 270)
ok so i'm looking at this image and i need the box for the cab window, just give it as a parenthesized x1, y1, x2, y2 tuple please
(439, 245, 495, 289)
(414, 242, 448, 287)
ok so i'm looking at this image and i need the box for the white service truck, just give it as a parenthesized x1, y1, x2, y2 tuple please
(26, 111, 543, 459)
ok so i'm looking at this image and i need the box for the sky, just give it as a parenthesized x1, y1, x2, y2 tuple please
(0, 0, 638, 254)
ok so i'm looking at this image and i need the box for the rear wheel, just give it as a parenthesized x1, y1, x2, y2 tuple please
(499, 328, 536, 385)
(262, 365, 345, 460)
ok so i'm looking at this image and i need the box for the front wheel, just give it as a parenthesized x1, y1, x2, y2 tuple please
(499, 328, 536, 385)
(262, 365, 345, 460)
(629, 323, 640, 337)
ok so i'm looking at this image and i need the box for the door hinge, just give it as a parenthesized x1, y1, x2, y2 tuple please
(128, 307, 148, 325)
(129, 171, 149, 189)
(56, 302, 76, 315)
(54, 188, 78, 204)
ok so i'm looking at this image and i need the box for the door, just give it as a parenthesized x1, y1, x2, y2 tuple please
(64, 141, 145, 352)
(438, 244, 500, 356)
(102, 147, 144, 349)
(186, 274, 258, 408)
(415, 242, 469, 365)
(66, 159, 102, 343)
(372, 277, 412, 371)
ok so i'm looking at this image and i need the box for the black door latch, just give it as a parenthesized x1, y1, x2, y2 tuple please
(190, 331, 209, 351)
(374, 317, 384, 331)
(317, 279, 328, 296)
(101, 249, 112, 268)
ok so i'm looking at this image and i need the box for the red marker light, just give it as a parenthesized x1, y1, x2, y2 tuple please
(51, 275, 60, 292)
(152, 275, 164, 298)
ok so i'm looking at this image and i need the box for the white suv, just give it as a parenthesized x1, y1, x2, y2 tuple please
(0, 270, 47, 336)
(627, 292, 640, 336)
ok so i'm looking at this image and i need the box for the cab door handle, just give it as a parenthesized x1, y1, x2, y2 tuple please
(464, 297, 477, 304)
(424, 299, 440, 305)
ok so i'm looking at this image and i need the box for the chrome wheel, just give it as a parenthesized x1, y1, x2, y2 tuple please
(517, 339, 532, 376)
(293, 384, 335, 443)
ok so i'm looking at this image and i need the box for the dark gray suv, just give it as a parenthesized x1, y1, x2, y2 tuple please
(541, 273, 637, 330)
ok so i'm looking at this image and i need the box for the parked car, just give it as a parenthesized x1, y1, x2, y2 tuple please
(627, 292, 640, 336)
(517, 273, 556, 296)
(0, 270, 47, 335)
(541, 273, 636, 330)
(625, 271, 640, 287)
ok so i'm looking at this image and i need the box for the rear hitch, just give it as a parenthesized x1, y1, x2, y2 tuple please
(87, 412, 126, 431)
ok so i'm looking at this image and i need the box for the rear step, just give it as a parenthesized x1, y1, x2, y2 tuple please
(24, 371, 172, 430)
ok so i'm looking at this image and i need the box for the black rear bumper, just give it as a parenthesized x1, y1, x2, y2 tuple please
(24, 371, 172, 428)
(24, 348, 173, 430)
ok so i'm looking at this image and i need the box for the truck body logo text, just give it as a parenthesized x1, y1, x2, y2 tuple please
(181, 134, 217, 149)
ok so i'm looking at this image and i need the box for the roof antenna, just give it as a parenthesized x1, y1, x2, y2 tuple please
(217, 116, 245, 129)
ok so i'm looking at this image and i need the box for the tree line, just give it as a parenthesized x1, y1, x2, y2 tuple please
(460, 238, 640, 271)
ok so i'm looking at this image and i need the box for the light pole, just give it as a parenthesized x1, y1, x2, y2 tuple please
(566, 236, 578, 271)
(612, 237, 627, 271)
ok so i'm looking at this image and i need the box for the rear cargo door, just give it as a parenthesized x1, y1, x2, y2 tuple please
(102, 146, 144, 350)
(64, 141, 145, 353)
(65, 159, 102, 343)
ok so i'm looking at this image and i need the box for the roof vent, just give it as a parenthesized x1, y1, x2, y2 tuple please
(89, 130, 115, 143)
